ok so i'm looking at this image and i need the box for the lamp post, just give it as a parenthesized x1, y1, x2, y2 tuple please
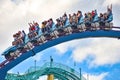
(87, 74, 89, 80)
(79, 68, 81, 80)
(34, 60, 36, 71)
(50, 56, 53, 67)
(74, 61, 76, 70)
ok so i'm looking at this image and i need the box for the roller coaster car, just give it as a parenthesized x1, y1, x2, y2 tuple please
(104, 22, 113, 30)
(2, 46, 17, 59)
(2, 43, 30, 60)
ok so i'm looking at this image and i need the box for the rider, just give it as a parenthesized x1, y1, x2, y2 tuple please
(99, 13, 105, 27)
(72, 13, 78, 27)
(12, 31, 25, 46)
(33, 21, 40, 35)
(77, 11, 84, 24)
(41, 21, 46, 33)
(28, 23, 37, 39)
(84, 13, 92, 30)
(92, 10, 99, 23)
(105, 4, 113, 23)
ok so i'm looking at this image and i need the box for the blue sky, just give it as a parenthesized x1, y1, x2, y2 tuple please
(0, 0, 120, 80)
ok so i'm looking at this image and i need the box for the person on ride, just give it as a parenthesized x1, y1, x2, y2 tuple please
(55, 18, 65, 36)
(105, 4, 113, 23)
(49, 18, 54, 32)
(18, 31, 24, 45)
(56, 18, 63, 31)
(91, 10, 99, 30)
(59, 17, 64, 27)
(72, 13, 78, 29)
(44, 21, 48, 33)
(84, 13, 88, 24)
(41, 21, 46, 33)
(104, 13, 108, 21)
(21, 30, 26, 43)
(45, 20, 50, 33)
(12, 33, 17, 46)
(33, 21, 40, 35)
(99, 13, 105, 27)
(84, 13, 91, 30)
(69, 14, 72, 25)
(77, 10, 86, 31)
(49, 18, 53, 28)
(56, 18, 61, 28)
(28, 23, 37, 39)
(29, 23, 35, 32)
(12, 31, 25, 46)
(77, 11, 84, 24)
(92, 10, 99, 23)
(57, 17, 64, 28)
(33, 21, 39, 27)
(62, 13, 68, 26)
(72, 13, 78, 25)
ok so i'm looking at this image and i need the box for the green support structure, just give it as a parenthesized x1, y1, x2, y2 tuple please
(6, 62, 87, 80)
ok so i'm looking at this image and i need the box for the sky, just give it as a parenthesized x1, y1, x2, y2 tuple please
(0, 0, 120, 80)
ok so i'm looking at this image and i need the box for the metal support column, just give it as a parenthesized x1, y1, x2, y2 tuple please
(47, 74, 54, 80)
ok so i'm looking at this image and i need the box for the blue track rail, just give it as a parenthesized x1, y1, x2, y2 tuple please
(0, 30, 120, 80)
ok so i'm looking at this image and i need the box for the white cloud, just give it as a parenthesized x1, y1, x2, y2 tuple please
(72, 38, 120, 67)
(103, 0, 120, 6)
(54, 38, 120, 67)
(84, 72, 108, 80)
(54, 39, 83, 55)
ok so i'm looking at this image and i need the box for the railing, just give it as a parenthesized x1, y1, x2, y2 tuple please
(25, 62, 86, 80)
(6, 62, 87, 80)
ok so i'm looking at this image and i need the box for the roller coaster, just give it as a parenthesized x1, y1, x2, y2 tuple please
(0, 6, 120, 80)
(6, 62, 86, 80)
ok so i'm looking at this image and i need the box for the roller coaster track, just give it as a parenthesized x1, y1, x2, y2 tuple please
(6, 62, 86, 80)
(0, 25, 120, 80)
